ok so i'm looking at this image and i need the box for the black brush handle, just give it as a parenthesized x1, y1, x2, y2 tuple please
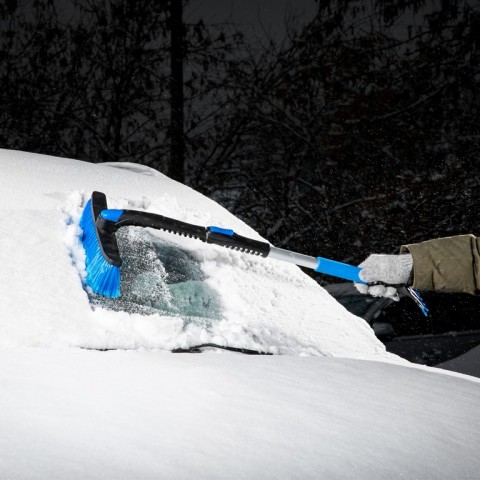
(99, 209, 208, 241)
(205, 227, 270, 256)
(97, 208, 270, 256)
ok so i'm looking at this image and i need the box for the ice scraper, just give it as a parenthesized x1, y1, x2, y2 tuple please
(80, 191, 367, 298)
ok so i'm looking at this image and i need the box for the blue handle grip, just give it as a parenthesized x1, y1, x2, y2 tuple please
(101, 209, 125, 222)
(314, 257, 366, 283)
(208, 226, 235, 237)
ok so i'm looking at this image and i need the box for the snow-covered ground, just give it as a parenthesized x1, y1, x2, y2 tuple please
(1, 149, 479, 478)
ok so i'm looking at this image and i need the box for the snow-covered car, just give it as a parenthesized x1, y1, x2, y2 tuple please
(1, 149, 480, 479)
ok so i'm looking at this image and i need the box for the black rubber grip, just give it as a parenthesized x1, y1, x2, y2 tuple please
(206, 229, 270, 256)
(95, 204, 270, 257)
(99, 209, 207, 242)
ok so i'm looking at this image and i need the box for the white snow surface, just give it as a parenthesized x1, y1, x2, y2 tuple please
(0, 148, 390, 358)
(1, 149, 480, 478)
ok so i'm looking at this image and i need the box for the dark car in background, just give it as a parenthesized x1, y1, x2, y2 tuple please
(325, 283, 480, 376)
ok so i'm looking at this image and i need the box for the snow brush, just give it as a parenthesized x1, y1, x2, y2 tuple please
(80, 191, 367, 298)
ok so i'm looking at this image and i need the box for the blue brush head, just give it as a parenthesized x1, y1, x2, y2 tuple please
(80, 197, 121, 298)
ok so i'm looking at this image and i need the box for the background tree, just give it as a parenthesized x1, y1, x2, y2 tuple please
(193, 0, 480, 277)
(0, 0, 479, 283)
(168, 0, 185, 182)
(68, 0, 171, 165)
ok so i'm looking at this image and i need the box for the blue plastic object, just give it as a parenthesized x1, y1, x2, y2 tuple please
(209, 226, 235, 237)
(315, 256, 366, 284)
(80, 200, 121, 298)
(407, 287, 429, 317)
(100, 209, 124, 222)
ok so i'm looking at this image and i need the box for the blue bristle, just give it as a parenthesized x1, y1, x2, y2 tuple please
(80, 199, 121, 298)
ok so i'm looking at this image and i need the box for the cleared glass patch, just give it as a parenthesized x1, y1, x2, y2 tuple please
(89, 228, 222, 326)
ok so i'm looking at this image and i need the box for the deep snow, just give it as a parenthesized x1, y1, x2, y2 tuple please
(1, 148, 480, 479)
(1, 350, 480, 480)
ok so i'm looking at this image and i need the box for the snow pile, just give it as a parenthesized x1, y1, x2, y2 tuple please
(1, 349, 480, 480)
(0, 148, 392, 359)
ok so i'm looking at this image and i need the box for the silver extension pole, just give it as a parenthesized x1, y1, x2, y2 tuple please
(268, 246, 318, 270)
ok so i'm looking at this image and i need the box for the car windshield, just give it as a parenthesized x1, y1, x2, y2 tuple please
(91, 228, 222, 326)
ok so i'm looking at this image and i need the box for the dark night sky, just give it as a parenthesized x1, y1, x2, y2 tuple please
(50, 0, 318, 44)
(185, 0, 318, 42)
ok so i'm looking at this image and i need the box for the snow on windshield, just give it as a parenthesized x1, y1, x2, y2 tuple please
(60, 188, 394, 357)
(90, 228, 222, 327)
